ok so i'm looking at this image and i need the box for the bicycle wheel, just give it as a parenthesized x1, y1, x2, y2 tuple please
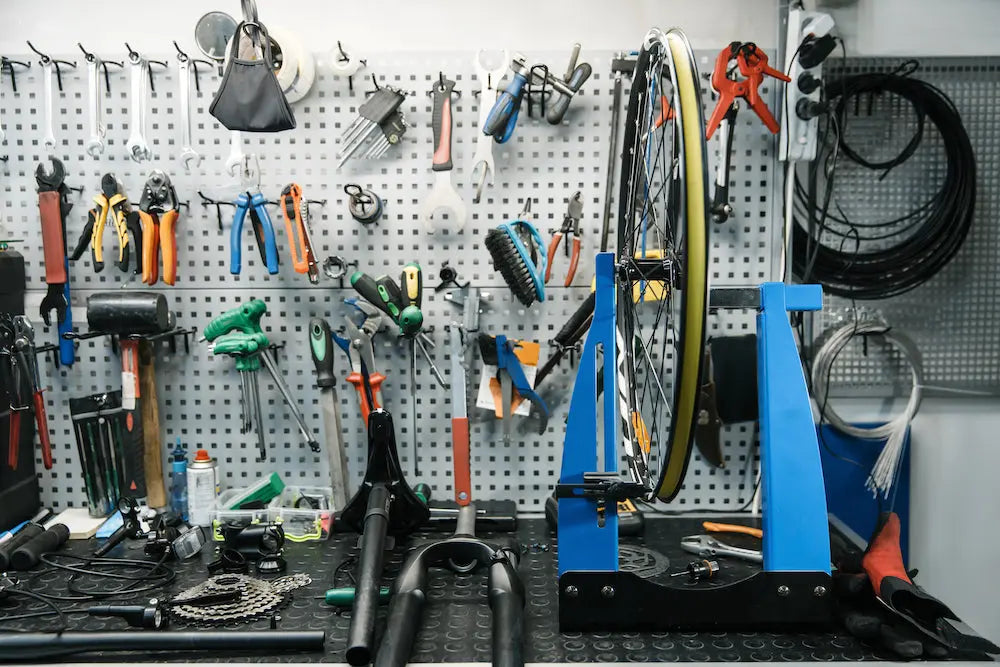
(616, 28, 710, 501)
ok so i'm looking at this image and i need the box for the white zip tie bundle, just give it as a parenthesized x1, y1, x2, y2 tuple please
(811, 320, 923, 498)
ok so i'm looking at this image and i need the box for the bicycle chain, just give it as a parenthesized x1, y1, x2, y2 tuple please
(169, 573, 312, 626)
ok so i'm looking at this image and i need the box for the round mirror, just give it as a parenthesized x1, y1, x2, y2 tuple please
(194, 11, 237, 62)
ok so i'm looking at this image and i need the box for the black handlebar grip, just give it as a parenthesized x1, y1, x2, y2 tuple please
(309, 318, 336, 389)
(488, 550, 526, 667)
(11, 523, 70, 570)
(547, 63, 593, 125)
(0, 523, 44, 570)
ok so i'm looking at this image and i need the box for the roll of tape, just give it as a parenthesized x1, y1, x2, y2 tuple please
(225, 25, 315, 104)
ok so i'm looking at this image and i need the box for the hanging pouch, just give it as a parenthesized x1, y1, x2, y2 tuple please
(209, 21, 296, 132)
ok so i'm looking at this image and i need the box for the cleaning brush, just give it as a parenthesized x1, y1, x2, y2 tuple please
(485, 210, 546, 307)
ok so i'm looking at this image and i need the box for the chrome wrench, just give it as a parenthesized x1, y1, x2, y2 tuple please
(41, 59, 57, 152)
(470, 49, 508, 203)
(178, 53, 202, 171)
(421, 75, 466, 234)
(126, 53, 151, 162)
(85, 54, 106, 157)
(225, 131, 244, 177)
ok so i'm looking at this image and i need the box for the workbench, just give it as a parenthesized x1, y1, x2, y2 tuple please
(0, 516, 894, 663)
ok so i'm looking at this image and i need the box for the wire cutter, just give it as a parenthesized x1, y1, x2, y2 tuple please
(279, 183, 320, 283)
(71, 174, 139, 273)
(137, 170, 180, 286)
(334, 310, 385, 426)
(230, 157, 279, 275)
(545, 191, 583, 286)
(1, 316, 52, 470)
(706, 42, 790, 139)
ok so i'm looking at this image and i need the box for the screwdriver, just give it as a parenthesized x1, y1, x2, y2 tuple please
(350, 271, 404, 323)
(400, 262, 423, 477)
(671, 559, 720, 581)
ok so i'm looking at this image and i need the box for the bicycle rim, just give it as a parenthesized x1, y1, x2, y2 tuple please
(616, 28, 710, 501)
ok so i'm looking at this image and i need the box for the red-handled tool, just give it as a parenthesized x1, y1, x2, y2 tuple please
(448, 325, 471, 505)
(545, 191, 584, 286)
(421, 74, 467, 233)
(36, 158, 70, 327)
(342, 315, 385, 427)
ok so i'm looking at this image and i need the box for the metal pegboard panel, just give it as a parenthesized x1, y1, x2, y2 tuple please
(0, 48, 781, 511)
(811, 57, 1000, 396)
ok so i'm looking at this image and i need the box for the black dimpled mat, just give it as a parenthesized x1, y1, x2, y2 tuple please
(0, 516, 893, 662)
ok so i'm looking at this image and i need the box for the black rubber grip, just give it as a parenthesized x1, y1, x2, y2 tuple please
(554, 292, 595, 345)
(10, 523, 70, 570)
(309, 318, 336, 389)
(0, 523, 44, 570)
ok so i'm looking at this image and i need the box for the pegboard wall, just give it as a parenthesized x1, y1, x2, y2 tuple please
(814, 57, 1000, 396)
(0, 47, 783, 512)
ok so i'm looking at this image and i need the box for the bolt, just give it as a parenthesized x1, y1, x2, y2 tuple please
(564, 585, 578, 598)
(813, 585, 827, 597)
(777, 585, 790, 597)
(601, 585, 615, 599)
(458, 491, 468, 501)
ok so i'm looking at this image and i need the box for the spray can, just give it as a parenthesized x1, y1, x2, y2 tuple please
(170, 439, 188, 521)
(186, 449, 219, 527)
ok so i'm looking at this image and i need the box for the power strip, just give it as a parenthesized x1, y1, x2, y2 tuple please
(779, 8, 835, 162)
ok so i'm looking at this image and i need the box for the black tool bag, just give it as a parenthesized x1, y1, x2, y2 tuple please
(209, 21, 296, 132)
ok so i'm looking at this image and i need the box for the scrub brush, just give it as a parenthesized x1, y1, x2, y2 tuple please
(485, 203, 546, 306)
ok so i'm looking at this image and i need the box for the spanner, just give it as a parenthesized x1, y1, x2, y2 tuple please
(420, 75, 466, 234)
(84, 52, 106, 157)
(41, 58, 57, 153)
(125, 51, 152, 162)
(225, 131, 245, 177)
(177, 50, 202, 171)
(470, 49, 508, 204)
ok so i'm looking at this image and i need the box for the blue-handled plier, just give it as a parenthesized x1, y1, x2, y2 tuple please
(230, 191, 279, 275)
(482, 56, 530, 144)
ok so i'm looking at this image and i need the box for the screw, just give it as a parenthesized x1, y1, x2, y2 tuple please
(601, 586, 615, 599)
(777, 585, 790, 597)
(564, 585, 578, 598)
(813, 585, 827, 597)
(458, 491, 468, 501)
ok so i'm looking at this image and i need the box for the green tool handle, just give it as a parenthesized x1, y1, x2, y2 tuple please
(309, 318, 335, 389)
(323, 586, 391, 607)
(350, 271, 401, 321)
(203, 300, 267, 341)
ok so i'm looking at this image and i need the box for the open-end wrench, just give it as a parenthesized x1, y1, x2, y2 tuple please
(421, 75, 466, 234)
(126, 52, 152, 162)
(41, 59, 57, 153)
(84, 53, 106, 157)
(177, 51, 202, 171)
(225, 131, 244, 177)
(470, 49, 508, 204)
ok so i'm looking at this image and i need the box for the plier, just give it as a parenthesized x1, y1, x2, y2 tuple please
(333, 307, 385, 425)
(137, 170, 180, 286)
(545, 191, 583, 287)
(1, 316, 52, 470)
(230, 156, 279, 275)
(279, 183, 320, 283)
(478, 333, 548, 443)
(70, 174, 140, 274)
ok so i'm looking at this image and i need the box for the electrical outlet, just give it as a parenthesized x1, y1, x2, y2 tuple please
(779, 8, 835, 162)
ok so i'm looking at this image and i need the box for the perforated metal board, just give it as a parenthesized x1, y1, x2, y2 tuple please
(0, 49, 782, 511)
(811, 57, 1000, 396)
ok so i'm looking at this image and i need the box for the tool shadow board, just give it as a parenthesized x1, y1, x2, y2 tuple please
(0, 50, 781, 511)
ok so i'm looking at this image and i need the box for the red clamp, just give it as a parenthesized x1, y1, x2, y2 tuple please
(706, 42, 790, 139)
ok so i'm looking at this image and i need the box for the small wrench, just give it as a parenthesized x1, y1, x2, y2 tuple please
(126, 52, 151, 162)
(225, 131, 245, 177)
(420, 75, 466, 234)
(84, 53, 106, 157)
(471, 49, 508, 204)
(41, 59, 57, 153)
(177, 51, 202, 171)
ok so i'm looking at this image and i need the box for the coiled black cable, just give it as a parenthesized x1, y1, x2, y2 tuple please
(792, 60, 976, 299)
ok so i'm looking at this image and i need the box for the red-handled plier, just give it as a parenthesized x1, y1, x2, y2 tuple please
(545, 191, 584, 287)
(3, 316, 52, 470)
(706, 42, 790, 139)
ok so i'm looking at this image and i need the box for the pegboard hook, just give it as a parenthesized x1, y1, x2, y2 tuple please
(26, 41, 76, 92)
(77, 43, 123, 94)
(0, 57, 31, 93)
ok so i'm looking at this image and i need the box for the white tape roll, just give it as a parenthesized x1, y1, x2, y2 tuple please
(224, 25, 315, 104)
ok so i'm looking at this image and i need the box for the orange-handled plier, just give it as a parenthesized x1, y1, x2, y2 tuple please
(279, 183, 320, 284)
(340, 314, 385, 427)
(137, 170, 180, 286)
(706, 42, 790, 139)
(545, 191, 584, 287)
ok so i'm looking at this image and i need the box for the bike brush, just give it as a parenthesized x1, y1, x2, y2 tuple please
(485, 219, 546, 307)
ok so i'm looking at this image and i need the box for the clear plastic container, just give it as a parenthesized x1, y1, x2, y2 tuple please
(267, 485, 334, 541)
(211, 487, 270, 541)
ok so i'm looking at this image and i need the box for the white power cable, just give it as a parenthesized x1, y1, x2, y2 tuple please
(811, 320, 923, 498)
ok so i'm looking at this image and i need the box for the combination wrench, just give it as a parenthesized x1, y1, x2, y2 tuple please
(126, 52, 152, 162)
(41, 58, 57, 153)
(470, 50, 508, 204)
(84, 53, 106, 157)
(225, 131, 245, 177)
(177, 51, 202, 171)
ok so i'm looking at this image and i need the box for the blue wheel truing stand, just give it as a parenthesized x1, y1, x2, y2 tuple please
(556, 252, 833, 631)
